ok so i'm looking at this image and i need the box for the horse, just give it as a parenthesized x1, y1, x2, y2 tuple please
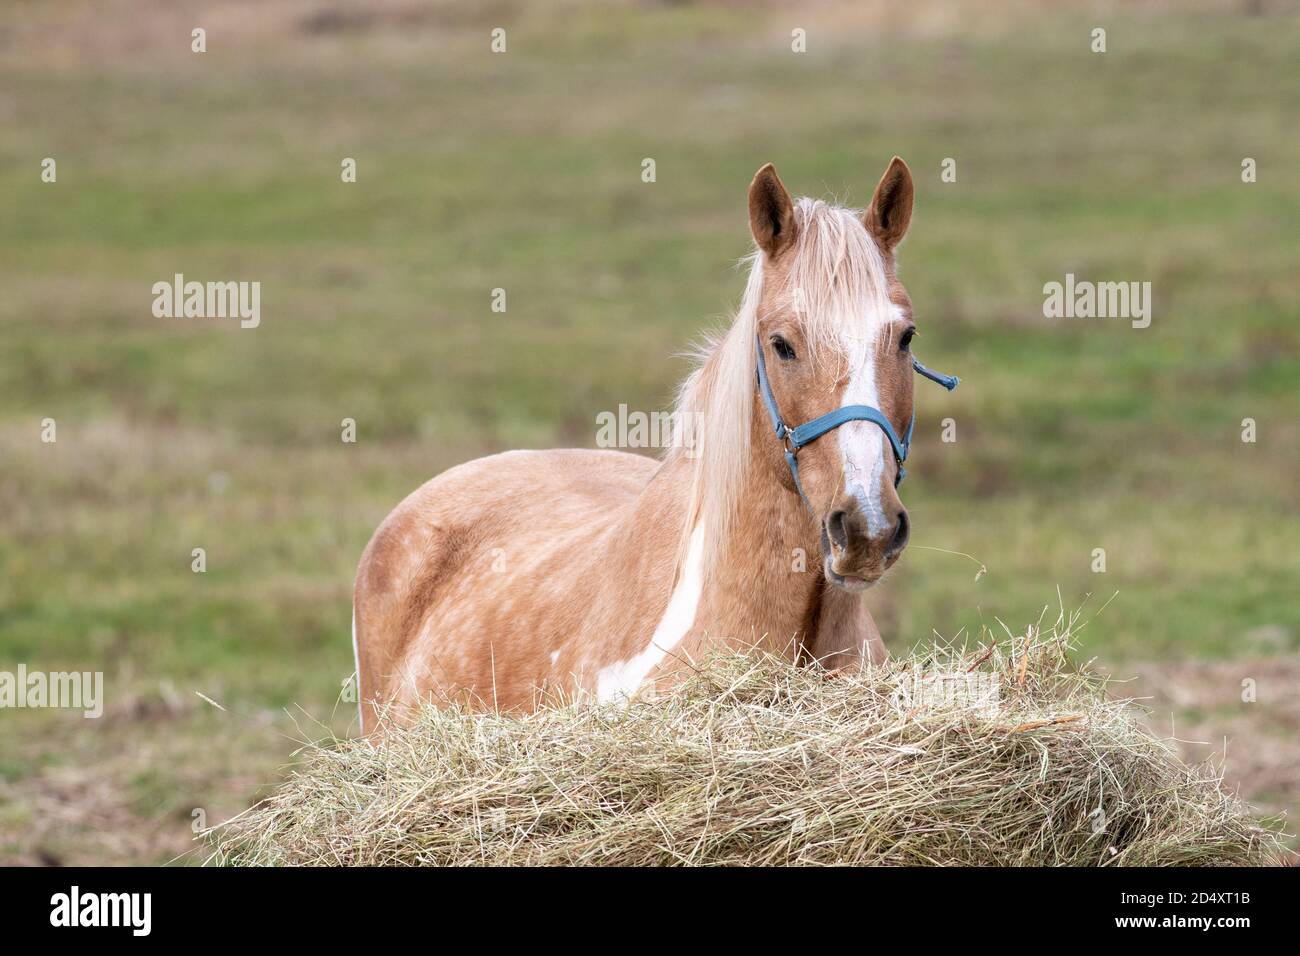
(352, 157, 957, 733)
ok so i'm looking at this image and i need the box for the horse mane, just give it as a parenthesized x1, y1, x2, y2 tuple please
(667, 197, 895, 577)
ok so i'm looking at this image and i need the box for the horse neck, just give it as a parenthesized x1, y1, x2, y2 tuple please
(704, 412, 828, 654)
(628, 406, 826, 658)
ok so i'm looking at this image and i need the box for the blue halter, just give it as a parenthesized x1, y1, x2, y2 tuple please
(754, 334, 958, 505)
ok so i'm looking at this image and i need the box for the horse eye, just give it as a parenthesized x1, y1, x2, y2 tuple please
(899, 327, 916, 352)
(771, 335, 797, 361)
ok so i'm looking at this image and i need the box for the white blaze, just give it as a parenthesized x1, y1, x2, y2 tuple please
(838, 312, 898, 537)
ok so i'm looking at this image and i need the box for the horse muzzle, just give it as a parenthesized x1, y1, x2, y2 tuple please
(820, 498, 910, 591)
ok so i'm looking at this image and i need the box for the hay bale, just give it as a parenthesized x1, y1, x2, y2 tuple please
(209, 618, 1285, 866)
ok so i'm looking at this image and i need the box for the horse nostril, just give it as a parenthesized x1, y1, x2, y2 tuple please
(886, 509, 910, 558)
(826, 510, 850, 553)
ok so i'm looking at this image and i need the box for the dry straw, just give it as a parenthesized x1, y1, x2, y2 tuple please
(209, 610, 1284, 866)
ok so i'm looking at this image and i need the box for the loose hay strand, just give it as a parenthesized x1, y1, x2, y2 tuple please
(207, 616, 1287, 866)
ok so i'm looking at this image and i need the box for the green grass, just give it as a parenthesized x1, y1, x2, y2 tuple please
(1, 0, 1297, 863)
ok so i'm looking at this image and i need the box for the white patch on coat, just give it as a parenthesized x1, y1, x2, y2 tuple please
(596, 526, 705, 702)
(550, 650, 560, 666)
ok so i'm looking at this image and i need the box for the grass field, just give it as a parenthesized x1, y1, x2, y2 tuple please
(1, 0, 1297, 864)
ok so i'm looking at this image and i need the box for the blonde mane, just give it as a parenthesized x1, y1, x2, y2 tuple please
(668, 198, 895, 576)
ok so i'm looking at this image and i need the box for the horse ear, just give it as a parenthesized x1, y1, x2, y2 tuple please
(864, 156, 913, 254)
(748, 163, 797, 258)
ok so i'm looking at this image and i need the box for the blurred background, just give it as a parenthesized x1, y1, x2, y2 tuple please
(1, 0, 1297, 864)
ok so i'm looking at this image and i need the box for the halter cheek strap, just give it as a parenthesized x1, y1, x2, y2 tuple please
(754, 334, 958, 507)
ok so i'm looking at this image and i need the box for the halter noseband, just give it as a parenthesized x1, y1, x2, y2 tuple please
(754, 334, 958, 506)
